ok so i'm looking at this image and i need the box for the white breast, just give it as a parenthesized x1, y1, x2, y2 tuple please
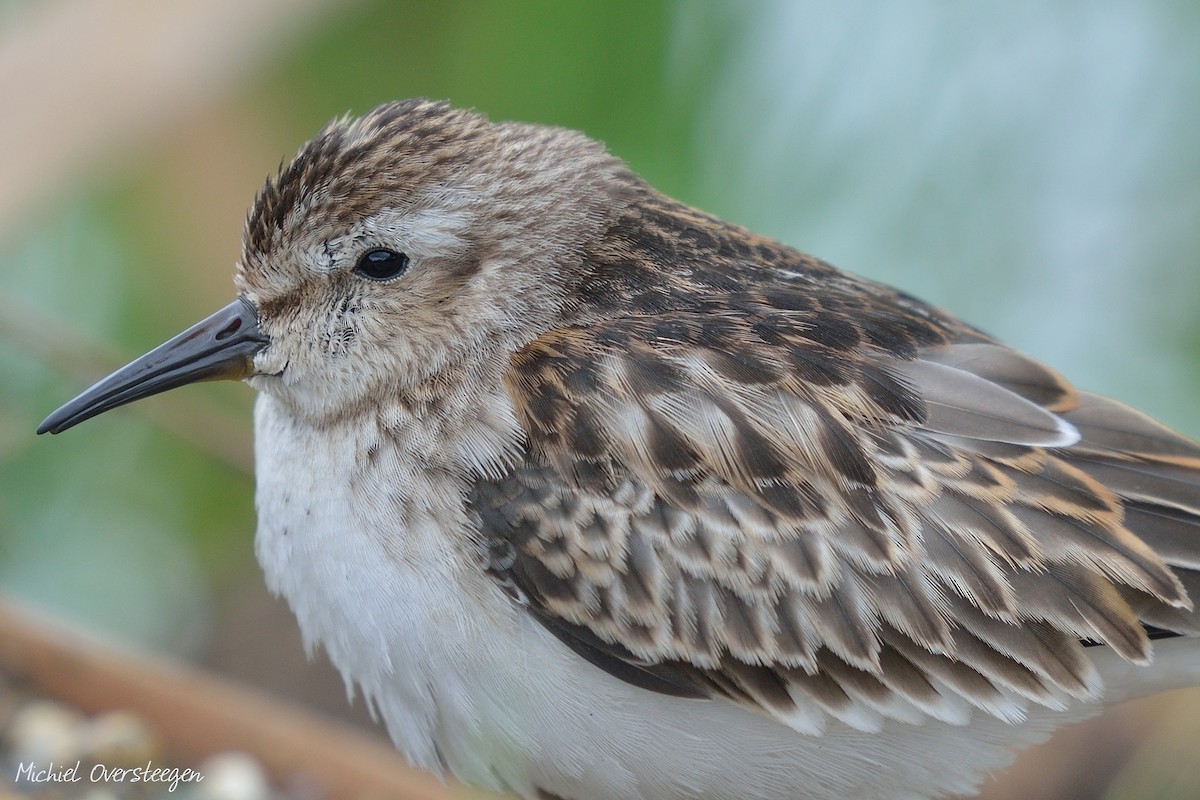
(253, 393, 484, 770)
(253, 392, 581, 788)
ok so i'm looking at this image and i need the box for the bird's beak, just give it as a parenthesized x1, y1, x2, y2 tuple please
(37, 297, 268, 435)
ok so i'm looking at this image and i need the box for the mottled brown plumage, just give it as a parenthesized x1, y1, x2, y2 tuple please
(467, 153, 1200, 731)
(39, 99, 1200, 800)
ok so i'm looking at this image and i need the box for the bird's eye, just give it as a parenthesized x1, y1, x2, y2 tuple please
(355, 249, 410, 281)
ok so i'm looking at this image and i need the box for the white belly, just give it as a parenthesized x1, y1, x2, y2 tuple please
(250, 394, 1200, 800)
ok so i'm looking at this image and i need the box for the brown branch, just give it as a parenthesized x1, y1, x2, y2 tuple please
(0, 596, 508, 800)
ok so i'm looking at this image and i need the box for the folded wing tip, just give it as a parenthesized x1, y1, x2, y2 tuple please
(1051, 416, 1082, 449)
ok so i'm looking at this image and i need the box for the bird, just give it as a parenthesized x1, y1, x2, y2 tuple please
(38, 98, 1200, 800)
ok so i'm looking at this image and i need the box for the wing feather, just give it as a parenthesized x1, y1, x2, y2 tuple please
(895, 358, 1079, 447)
(473, 286, 1200, 734)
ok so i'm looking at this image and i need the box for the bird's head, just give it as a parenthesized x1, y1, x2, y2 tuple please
(38, 99, 632, 433)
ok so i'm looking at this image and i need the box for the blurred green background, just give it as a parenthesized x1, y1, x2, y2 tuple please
(2, 1, 1200, 798)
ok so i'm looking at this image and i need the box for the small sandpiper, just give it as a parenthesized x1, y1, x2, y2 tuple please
(40, 99, 1200, 800)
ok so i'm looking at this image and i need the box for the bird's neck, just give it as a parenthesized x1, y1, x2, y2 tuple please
(254, 356, 525, 559)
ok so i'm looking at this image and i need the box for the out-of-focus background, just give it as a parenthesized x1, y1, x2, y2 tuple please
(3, 0, 1199, 797)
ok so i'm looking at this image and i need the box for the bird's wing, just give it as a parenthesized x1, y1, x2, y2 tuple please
(472, 294, 1200, 732)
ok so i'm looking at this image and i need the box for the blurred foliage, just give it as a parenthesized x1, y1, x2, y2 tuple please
(257, 0, 704, 193)
(2, 1, 1200, 799)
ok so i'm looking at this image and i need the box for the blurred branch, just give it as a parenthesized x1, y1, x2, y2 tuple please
(0, 595, 493, 800)
(0, 0, 351, 246)
(3, 294, 254, 474)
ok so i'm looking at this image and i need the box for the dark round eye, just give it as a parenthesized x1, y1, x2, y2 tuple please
(355, 249, 410, 281)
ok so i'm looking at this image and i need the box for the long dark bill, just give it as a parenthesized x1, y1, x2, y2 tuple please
(37, 297, 267, 435)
